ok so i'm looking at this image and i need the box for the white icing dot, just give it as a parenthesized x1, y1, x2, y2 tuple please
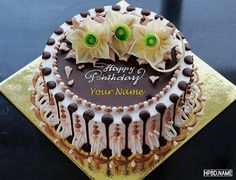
(175, 70, 180, 74)
(55, 74, 61, 80)
(176, 54, 181, 59)
(65, 89, 70, 95)
(82, 100, 88, 105)
(187, 127, 193, 131)
(166, 85, 170, 90)
(173, 140, 178, 146)
(143, 101, 149, 107)
(91, 103, 96, 109)
(134, 104, 139, 110)
(72, 95, 78, 101)
(109, 162, 113, 169)
(39, 121, 46, 127)
(152, 97, 157, 102)
(88, 156, 93, 163)
(196, 112, 202, 117)
(171, 78, 176, 83)
(159, 91, 164, 97)
(154, 154, 159, 160)
(52, 67, 58, 72)
(30, 106, 35, 111)
(123, 106, 128, 111)
(101, 105, 106, 111)
(201, 96, 207, 101)
(59, 82, 65, 88)
(197, 81, 204, 85)
(131, 160, 136, 168)
(69, 149, 74, 154)
(112, 107, 117, 112)
(175, 46, 180, 51)
(28, 87, 33, 92)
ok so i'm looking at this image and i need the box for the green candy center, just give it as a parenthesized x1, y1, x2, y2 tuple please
(114, 24, 131, 41)
(83, 33, 98, 48)
(145, 34, 160, 48)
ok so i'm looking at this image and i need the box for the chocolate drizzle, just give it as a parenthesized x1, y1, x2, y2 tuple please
(127, 6, 135, 12)
(141, 9, 151, 16)
(176, 32, 185, 40)
(82, 110, 94, 153)
(66, 18, 73, 25)
(55, 92, 65, 101)
(54, 27, 64, 35)
(80, 11, 90, 18)
(42, 67, 52, 76)
(68, 103, 78, 137)
(42, 51, 51, 59)
(101, 114, 113, 158)
(185, 43, 191, 51)
(112, 5, 121, 11)
(139, 110, 150, 154)
(169, 93, 179, 103)
(55, 92, 65, 119)
(178, 81, 188, 91)
(155, 103, 167, 146)
(166, 22, 175, 28)
(121, 115, 132, 157)
(46, 81, 56, 89)
(154, 14, 164, 20)
(46, 38, 55, 46)
(169, 94, 180, 138)
(95, 7, 105, 13)
(184, 55, 193, 64)
(183, 68, 193, 77)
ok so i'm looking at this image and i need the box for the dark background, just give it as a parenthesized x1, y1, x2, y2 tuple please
(0, 0, 235, 179)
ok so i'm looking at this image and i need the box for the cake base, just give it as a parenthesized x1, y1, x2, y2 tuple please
(0, 54, 235, 180)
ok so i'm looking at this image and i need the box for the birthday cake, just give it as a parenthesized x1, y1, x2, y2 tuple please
(30, 2, 204, 176)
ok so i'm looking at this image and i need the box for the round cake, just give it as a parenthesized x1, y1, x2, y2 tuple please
(30, 2, 204, 176)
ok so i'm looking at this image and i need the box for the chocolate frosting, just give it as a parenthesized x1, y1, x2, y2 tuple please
(57, 40, 178, 107)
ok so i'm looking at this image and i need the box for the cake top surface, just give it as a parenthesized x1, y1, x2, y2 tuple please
(41, 1, 193, 120)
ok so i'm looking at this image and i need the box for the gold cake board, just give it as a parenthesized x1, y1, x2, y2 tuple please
(0, 54, 235, 180)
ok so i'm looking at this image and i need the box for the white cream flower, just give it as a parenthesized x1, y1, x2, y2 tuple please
(129, 19, 176, 69)
(105, 10, 139, 58)
(67, 17, 110, 64)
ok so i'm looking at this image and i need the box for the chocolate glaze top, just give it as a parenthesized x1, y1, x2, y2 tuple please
(57, 40, 178, 107)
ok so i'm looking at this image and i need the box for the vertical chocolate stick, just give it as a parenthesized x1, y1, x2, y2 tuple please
(82, 110, 94, 153)
(54, 92, 65, 119)
(169, 94, 180, 135)
(67, 103, 78, 141)
(156, 103, 167, 146)
(139, 110, 151, 171)
(101, 114, 114, 176)
(121, 115, 132, 175)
